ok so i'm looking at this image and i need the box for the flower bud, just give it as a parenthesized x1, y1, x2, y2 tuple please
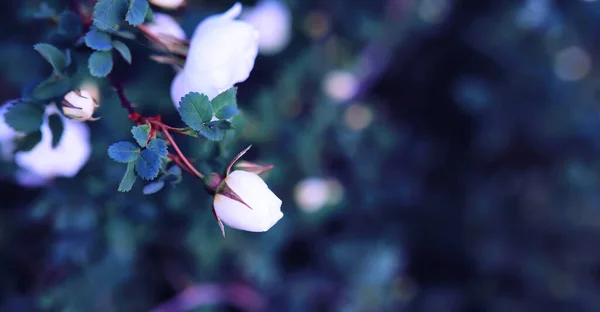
(62, 90, 99, 122)
(149, 0, 185, 10)
(213, 170, 283, 235)
(171, 2, 259, 105)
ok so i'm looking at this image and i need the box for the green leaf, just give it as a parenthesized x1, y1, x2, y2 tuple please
(32, 75, 71, 100)
(147, 139, 168, 158)
(126, 0, 149, 26)
(4, 101, 45, 132)
(145, 6, 154, 23)
(48, 114, 64, 148)
(131, 124, 150, 147)
(34, 43, 67, 74)
(142, 180, 165, 195)
(108, 141, 140, 163)
(178, 92, 213, 131)
(135, 149, 161, 180)
(15, 130, 42, 152)
(211, 88, 238, 119)
(58, 11, 82, 39)
(198, 120, 232, 141)
(85, 29, 113, 51)
(118, 161, 137, 192)
(161, 165, 182, 184)
(88, 51, 114, 77)
(112, 40, 132, 64)
(93, 0, 129, 31)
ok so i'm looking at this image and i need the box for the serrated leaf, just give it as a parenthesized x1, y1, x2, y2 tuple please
(32, 75, 71, 100)
(211, 88, 238, 119)
(118, 161, 137, 192)
(142, 180, 165, 195)
(58, 11, 82, 39)
(88, 51, 114, 77)
(178, 92, 213, 131)
(4, 101, 45, 132)
(15, 130, 42, 152)
(147, 139, 168, 158)
(135, 149, 161, 180)
(198, 120, 232, 141)
(131, 124, 150, 147)
(85, 29, 113, 51)
(93, 0, 129, 31)
(34, 43, 67, 74)
(126, 0, 149, 26)
(48, 114, 64, 148)
(112, 40, 132, 64)
(108, 141, 140, 163)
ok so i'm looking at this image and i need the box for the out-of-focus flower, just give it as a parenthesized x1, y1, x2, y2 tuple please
(213, 170, 283, 233)
(323, 70, 359, 102)
(62, 90, 99, 122)
(171, 3, 259, 106)
(14, 105, 91, 186)
(242, 0, 291, 55)
(149, 0, 185, 10)
(0, 102, 19, 160)
(344, 104, 374, 131)
(554, 46, 591, 81)
(294, 177, 344, 213)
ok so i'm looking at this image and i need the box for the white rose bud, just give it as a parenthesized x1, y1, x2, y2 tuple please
(171, 2, 259, 106)
(62, 90, 99, 122)
(242, 0, 292, 55)
(15, 106, 91, 186)
(149, 0, 185, 10)
(213, 170, 283, 234)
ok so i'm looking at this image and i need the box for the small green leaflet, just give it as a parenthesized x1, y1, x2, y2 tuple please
(108, 141, 140, 163)
(112, 40, 132, 64)
(131, 124, 150, 147)
(4, 101, 45, 132)
(33, 43, 67, 74)
(142, 180, 164, 195)
(126, 0, 149, 26)
(84, 29, 113, 51)
(118, 161, 137, 192)
(211, 88, 238, 119)
(147, 139, 168, 158)
(135, 149, 161, 180)
(32, 75, 71, 100)
(88, 51, 114, 77)
(198, 120, 232, 141)
(93, 0, 129, 31)
(178, 92, 213, 131)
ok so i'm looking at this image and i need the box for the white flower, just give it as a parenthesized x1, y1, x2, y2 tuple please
(145, 13, 187, 41)
(242, 0, 291, 55)
(0, 102, 19, 160)
(149, 0, 185, 10)
(14, 106, 91, 186)
(213, 170, 283, 233)
(62, 90, 99, 121)
(171, 3, 259, 106)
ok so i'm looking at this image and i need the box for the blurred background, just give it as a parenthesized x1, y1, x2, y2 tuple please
(2, 0, 600, 311)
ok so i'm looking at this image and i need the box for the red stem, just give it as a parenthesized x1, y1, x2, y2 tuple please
(162, 126, 204, 179)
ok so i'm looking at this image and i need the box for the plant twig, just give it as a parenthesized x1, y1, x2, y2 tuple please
(162, 126, 204, 179)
